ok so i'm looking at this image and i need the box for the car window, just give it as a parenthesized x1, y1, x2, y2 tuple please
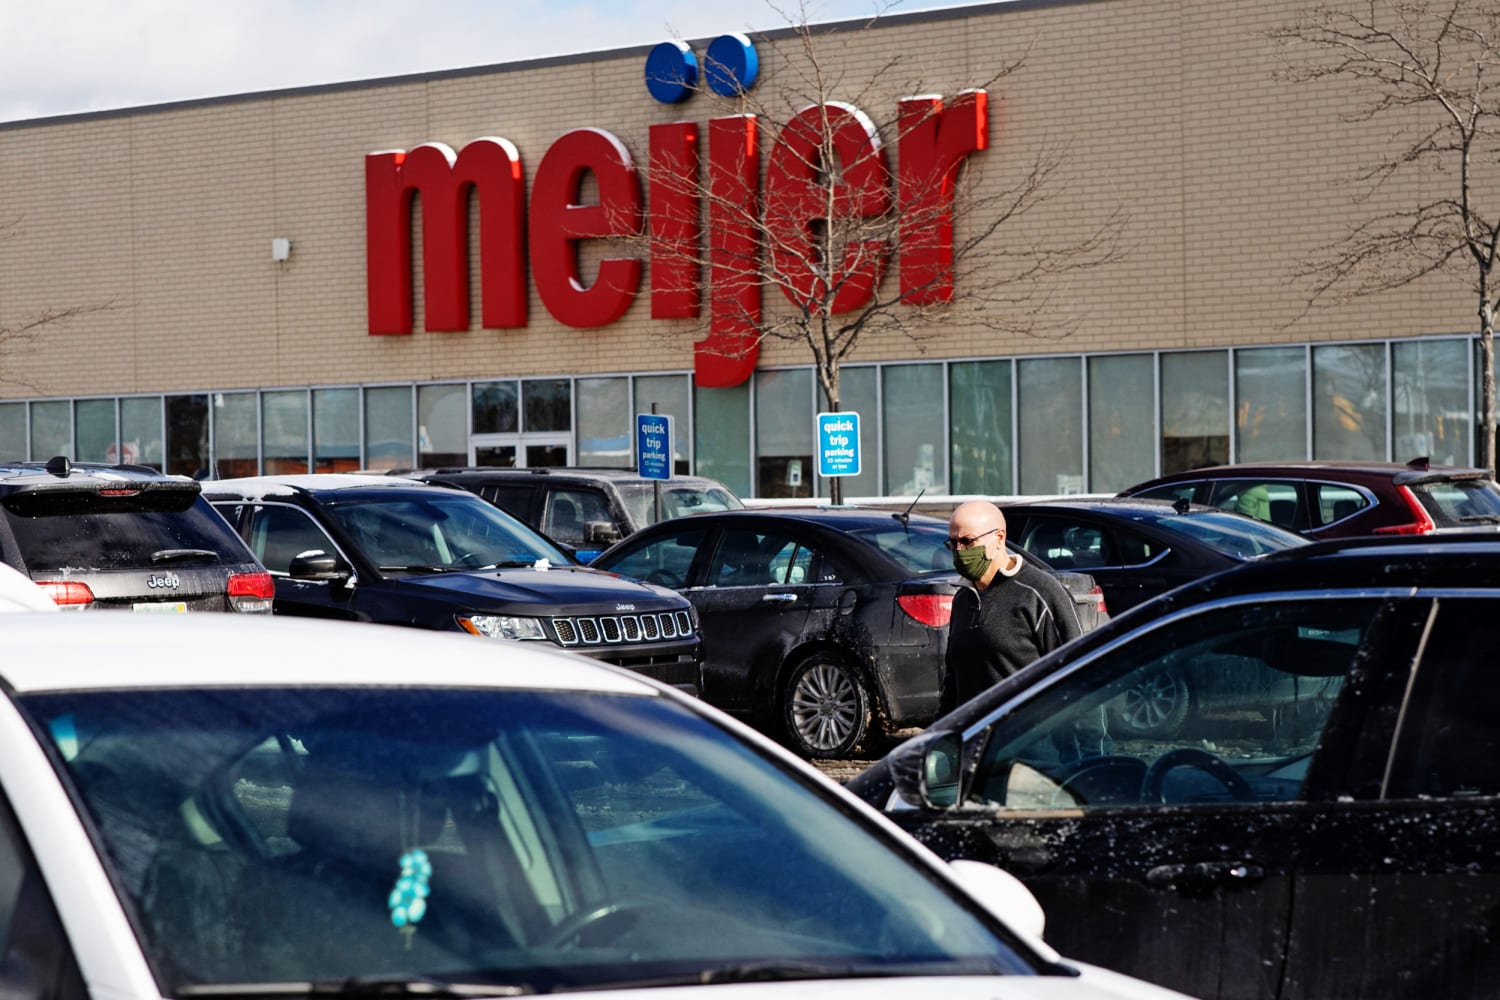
(970, 598, 1379, 810)
(596, 528, 707, 589)
(1208, 480, 1300, 531)
(1130, 482, 1200, 504)
(1311, 484, 1369, 526)
(618, 483, 744, 527)
(478, 484, 535, 521)
(1, 494, 253, 571)
(1386, 600, 1500, 799)
(1408, 479, 1500, 527)
(1014, 518, 1117, 570)
(541, 488, 613, 546)
(1151, 509, 1308, 557)
(707, 529, 802, 588)
(250, 505, 339, 574)
(24, 688, 1033, 991)
(328, 494, 565, 570)
(0, 791, 85, 1000)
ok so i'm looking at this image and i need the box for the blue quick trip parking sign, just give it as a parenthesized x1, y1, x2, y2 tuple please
(817, 411, 860, 478)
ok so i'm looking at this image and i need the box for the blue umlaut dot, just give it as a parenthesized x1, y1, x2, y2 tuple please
(705, 34, 758, 97)
(645, 40, 697, 103)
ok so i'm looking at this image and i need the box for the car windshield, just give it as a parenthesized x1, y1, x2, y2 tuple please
(1411, 478, 1500, 526)
(327, 493, 568, 571)
(22, 688, 1030, 993)
(1149, 510, 1309, 558)
(618, 483, 743, 528)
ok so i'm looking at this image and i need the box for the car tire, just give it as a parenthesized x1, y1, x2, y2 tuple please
(1111, 666, 1191, 739)
(781, 652, 870, 760)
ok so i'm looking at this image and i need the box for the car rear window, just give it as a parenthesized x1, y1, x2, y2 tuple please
(2, 496, 253, 572)
(1151, 510, 1309, 558)
(846, 521, 953, 574)
(1409, 479, 1500, 527)
(619, 483, 744, 527)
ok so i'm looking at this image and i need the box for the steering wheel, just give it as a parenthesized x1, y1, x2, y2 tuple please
(1049, 755, 1148, 807)
(645, 569, 684, 588)
(537, 899, 657, 949)
(1140, 747, 1255, 803)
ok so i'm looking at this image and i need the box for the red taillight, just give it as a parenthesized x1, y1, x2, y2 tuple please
(36, 580, 94, 607)
(898, 593, 953, 627)
(1089, 584, 1109, 618)
(1371, 487, 1437, 536)
(228, 571, 275, 613)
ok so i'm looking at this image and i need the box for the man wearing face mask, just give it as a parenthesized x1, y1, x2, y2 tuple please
(939, 500, 1083, 715)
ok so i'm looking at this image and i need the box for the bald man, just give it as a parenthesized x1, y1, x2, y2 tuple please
(940, 500, 1082, 714)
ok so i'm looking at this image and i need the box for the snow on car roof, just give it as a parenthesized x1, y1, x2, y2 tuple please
(0, 614, 660, 696)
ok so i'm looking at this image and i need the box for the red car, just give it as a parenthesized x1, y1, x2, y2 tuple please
(1120, 457, 1500, 539)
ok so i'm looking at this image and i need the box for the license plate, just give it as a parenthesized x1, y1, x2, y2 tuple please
(133, 602, 188, 613)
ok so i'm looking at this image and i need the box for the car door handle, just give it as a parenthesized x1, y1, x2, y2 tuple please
(1145, 861, 1265, 889)
(761, 593, 797, 604)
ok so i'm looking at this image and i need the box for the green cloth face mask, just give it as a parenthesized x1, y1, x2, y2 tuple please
(952, 545, 991, 582)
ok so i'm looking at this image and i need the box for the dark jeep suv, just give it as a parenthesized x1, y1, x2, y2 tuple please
(202, 475, 701, 692)
(0, 457, 273, 612)
(396, 467, 743, 562)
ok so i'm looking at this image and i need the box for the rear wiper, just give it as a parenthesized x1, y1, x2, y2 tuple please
(179, 976, 530, 998)
(1458, 514, 1500, 524)
(152, 548, 220, 564)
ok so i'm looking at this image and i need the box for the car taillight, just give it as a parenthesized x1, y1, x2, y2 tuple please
(1371, 486, 1437, 536)
(898, 593, 953, 627)
(228, 571, 275, 613)
(36, 580, 94, 607)
(1089, 584, 1109, 618)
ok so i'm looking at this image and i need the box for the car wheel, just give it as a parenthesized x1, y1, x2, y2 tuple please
(781, 653, 869, 760)
(1112, 666, 1191, 738)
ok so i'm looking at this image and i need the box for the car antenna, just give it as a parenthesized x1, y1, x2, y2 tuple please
(892, 488, 927, 530)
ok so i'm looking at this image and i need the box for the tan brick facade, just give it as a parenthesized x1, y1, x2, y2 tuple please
(0, 0, 1476, 401)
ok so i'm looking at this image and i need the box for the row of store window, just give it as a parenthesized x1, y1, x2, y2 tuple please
(0, 336, 1485, 499)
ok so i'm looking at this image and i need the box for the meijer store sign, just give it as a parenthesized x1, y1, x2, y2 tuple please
(365, 34, 988, 388)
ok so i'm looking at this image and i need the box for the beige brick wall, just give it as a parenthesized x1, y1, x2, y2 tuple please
(0, 0, 1481, 399)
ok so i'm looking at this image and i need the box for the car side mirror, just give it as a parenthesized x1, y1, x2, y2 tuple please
(889, 729, 963, 808)
(287, 550, 351, 583)
(585, 520, 622, 545)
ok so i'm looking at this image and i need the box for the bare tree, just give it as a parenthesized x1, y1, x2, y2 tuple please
(1270, 1, 1500, 470)
(641, 3, 1127, 502)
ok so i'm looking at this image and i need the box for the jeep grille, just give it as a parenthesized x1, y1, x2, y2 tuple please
(551, 610, 693, 647)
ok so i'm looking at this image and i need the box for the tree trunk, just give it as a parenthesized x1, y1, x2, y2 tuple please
(1481, 302, 1496, 474)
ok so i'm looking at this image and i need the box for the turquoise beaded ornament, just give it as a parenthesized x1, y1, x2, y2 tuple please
(388, 848, 432, 931)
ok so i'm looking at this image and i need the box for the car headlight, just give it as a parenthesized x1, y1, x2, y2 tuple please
(457, 615, 548, 641)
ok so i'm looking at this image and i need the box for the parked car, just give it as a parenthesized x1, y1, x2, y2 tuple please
(1118, 456, 1500, 539)
(0, 456, 273, 612)
(0, 562, 57, 611)
(848, 533, 1500, 1000)
(394, 466, 744, 562)
(200, 475, 700, 692)
(0, 612, 1191, 1000)
(1002, 496, 1307, 617)
(591, 506, 1106, 759)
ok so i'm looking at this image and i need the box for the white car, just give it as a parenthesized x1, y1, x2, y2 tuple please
(0, 614, 1188, 1000)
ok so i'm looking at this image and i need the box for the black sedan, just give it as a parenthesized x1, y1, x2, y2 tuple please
(847, 534, 1500, 1000)
(592, 506, 1105, 759)
(1002, 497, 1307, 616)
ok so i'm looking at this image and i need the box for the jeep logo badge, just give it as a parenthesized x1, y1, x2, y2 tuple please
(615, 603, 636, 612)
(146, 572, 181, 590)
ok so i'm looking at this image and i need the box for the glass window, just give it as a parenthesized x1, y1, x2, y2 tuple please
(635, 375, 690, 473)
(694, 380, 750, 497)
(74, 399, 116, 464)
(755, 369, 813, 499)
(1018, 357, 1083, 494)
(831, 367, 879, 497)
(165, 395, 209, 479)
(883, 365, 946, 496)
(577, 377, 631, 467)
(30, 400, 70, 461)
(598, 526, 708, 588)
(1236, 347, 1307, 462)
(950, 360, 1013, 496)
(1312, 484, 1370, 527)
(1162, 351, 1229, 474)
(1206, 479, 1303, 531)
(0, 402, 24, 461)
(472, 381, 518, 435)
(263, 391, 309, 475)
(1088, 355, 1155, 492)
(418, 384, 466, 468)
(248, 505, 339, 575)
(213, 392, 259, 479)
(1393, 339, 1468, 465)
(121, 397, 164, 470)
(522, 379, 570, 433)
(1314, 344, 1387, 461)
(364, 386, 413, 472)
(707, 529, 802, 588)
(971, 597, 1376, 810)
(540, 488, 614, 548)
(313, 389, 360, 473)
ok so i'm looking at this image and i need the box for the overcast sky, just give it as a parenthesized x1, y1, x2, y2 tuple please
(0, 0, 999, 123)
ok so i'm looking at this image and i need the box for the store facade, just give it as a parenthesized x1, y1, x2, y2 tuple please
(0, 0, 1487, 498)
